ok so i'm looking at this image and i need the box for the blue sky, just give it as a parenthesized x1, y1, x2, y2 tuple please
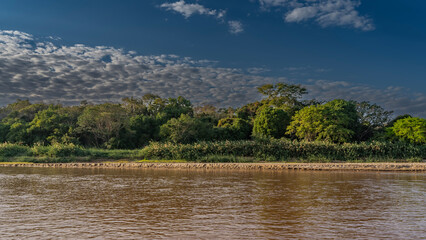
(0, 0, 425, 117)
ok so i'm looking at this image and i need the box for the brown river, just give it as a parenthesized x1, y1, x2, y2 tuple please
(0, 167, 425, 239)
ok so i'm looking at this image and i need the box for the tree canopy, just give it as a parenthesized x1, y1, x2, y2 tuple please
(253, 107, 290, 139)
(287, 99, 359, 142)
(257, 83, 308, 114)
(160, 114, 214, 144)
(387, 117, 426, 144)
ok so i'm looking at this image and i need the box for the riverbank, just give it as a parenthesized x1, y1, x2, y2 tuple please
(1, 162, 425, 171)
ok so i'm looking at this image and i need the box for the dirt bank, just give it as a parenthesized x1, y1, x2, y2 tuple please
(0, 162, 425, 171)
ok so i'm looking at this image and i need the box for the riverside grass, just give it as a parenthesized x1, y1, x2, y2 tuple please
(0, 143, 143, 163)
(140, 140, 425, 162)
(0, 140, 425, 163)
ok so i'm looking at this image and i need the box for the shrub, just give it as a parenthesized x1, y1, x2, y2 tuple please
(140, 139, 426, 162)
(0, 143, 31, 158)
(388, 117, 426, 144)
(44, 143, 87, 157)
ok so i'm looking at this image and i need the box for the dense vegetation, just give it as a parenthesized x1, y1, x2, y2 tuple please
(0, 83, 424, 162)
(1, 140, 424, 163)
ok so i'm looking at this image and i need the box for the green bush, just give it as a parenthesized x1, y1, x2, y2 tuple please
(1, 140, 424, 163)
(0, 143, 144, 162)
(0, 143, 31, 158)
(45, 143, 87, 157)
(388, 117, 426, 144)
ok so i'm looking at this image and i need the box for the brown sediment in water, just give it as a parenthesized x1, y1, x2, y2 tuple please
(0, 162, 425, 171)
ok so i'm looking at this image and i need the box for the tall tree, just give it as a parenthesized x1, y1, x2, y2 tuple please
(162, 96, 193, 120)
(194, 105, 226, 125)
(0, 122, 8, 142)
(235, 101, 262, 121)
(142, 94, 164, 116)
(76, 103, 132, 148)
(253, 107, 290, 139)
(217, 117, 252, 140)
(121, 97, 147, 116)
(257, 83, 308, 114)
(160, 114, 214, 144)
(355, 101, 393, 141)
(27, 107, 79, 144)
(287, 99, 359, 143)
(129, 115, 161, 147)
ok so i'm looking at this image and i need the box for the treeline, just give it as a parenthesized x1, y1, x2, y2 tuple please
(0, 83, 425, 150)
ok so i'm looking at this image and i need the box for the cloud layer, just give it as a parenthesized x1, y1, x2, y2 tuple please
(0, 30, 424, 117)
(260, 0, 374, 31)
(0, 30, 279, 107)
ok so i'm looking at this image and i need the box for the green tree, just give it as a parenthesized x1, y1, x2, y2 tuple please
(387, 117, 426, 144)
(355, 101, 393, 141)
(194, 105, 226, 125)
(235, 101, 262, 121)
(388, 114, 412, 127)
(287, 99, 358, 142)
(160, 114, 214, 143)
(257, 83, 308, 114)
(137, 94, 193, 121)
(129, 115, 161, 147)
(0, 100, 51, 123)
(253, 107, 290, 139)
(217, 117, 252, 140)
(76, 103, 132, 148)
(0, 99, 32, 120)
(141, 94, 167, 116)
(162, 96, 193, 120)
(0, 100, 54, 144)
(286, 105, 322, 141)
(121, 97, 148, 116)
(27, 107, 79, 144)
(0, 122, 9, 142)
(4, 119, 30, 144)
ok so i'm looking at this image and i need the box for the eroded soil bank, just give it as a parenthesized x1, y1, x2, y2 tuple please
(1, 162, 425, 171)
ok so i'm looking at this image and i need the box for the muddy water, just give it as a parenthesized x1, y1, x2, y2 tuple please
(0, 167, 424, 239)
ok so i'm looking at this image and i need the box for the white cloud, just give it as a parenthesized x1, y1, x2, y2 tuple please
(246, 67, 270, 74)
(228, 21, 244, 35)
(160, 0, 226, 19)
(260, 0, 374, 31)
(0, 30, 424, 117)
(47, 36, 62, 41)
(285, 6, 319, 22)
(259, 0, 292, 8)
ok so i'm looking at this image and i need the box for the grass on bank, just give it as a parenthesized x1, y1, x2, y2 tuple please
(0, 140, 425, 164)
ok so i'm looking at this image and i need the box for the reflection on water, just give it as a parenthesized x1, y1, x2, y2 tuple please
(0, 167, 425, 239)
